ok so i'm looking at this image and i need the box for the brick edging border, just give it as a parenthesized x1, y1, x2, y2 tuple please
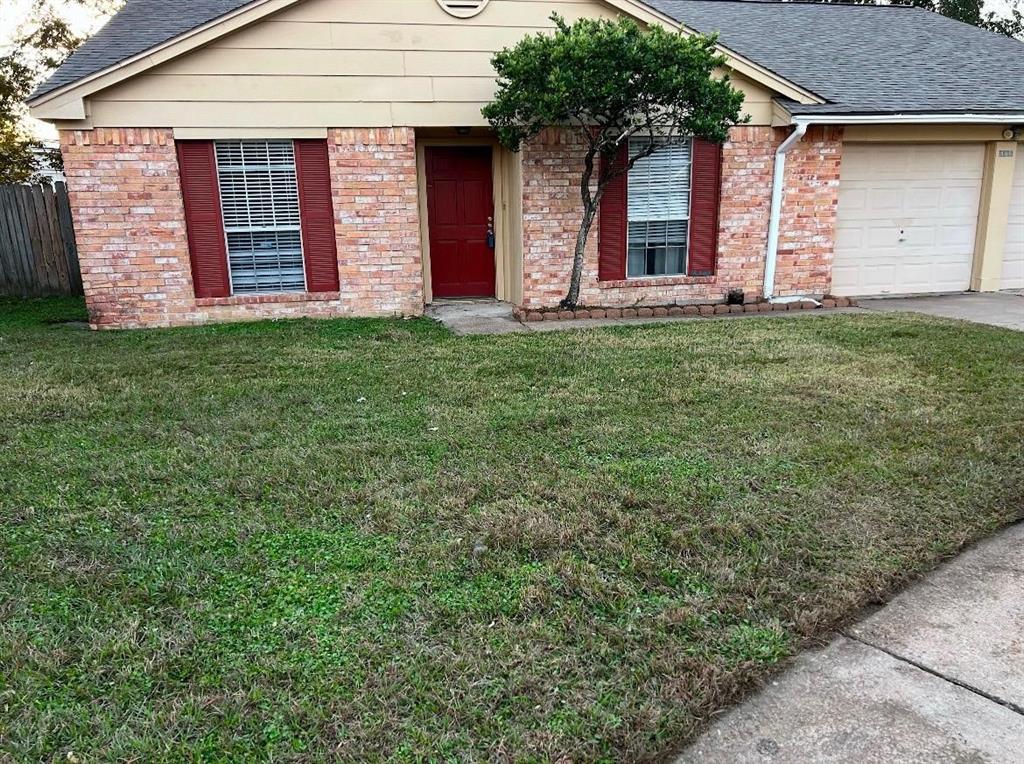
(514, 297, 858, 323)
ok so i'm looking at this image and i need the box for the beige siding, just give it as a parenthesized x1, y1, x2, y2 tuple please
(842, 125, 1009, 143)
(83, 0, 776, 130)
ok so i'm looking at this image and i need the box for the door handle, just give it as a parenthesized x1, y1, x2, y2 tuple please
(486, 216, 495, 249)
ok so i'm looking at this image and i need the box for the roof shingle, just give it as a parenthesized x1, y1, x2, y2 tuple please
(32, 0, 1024, 116)
(647, 0, 1024, 115)
(30, 0, 252, 100)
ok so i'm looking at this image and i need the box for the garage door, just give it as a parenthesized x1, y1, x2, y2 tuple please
(833, 143, 985, 297)
(1002, 150, 1024, 291)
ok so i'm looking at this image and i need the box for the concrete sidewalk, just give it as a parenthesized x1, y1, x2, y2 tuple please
(679, 522, 1024, 763)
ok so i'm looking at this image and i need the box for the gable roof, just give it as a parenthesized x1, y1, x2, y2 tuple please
(28, 0, 819, 107)
(647, 0, 1024, 115)
(30, 0, 1024, 119)
(30, 0, 253, 100)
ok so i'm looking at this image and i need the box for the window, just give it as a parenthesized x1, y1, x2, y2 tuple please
(214, 140, 305, 294)
(626, 138, 691, 278)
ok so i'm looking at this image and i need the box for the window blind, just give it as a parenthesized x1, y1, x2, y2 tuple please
(627, 138, 692, 278)
(627, 139, 691, 223)
(214, 140, 305, 294)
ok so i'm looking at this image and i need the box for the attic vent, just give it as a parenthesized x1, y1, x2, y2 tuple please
(437, 0, 490, 19)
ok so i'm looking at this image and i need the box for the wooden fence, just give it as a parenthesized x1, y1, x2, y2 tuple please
(0, 183, 83, 297)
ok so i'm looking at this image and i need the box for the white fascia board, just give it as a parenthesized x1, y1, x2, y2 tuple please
(789, 113, 1024, 125)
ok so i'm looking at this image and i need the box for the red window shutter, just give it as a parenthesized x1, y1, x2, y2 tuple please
(177, 140, 230, 298)
(294, 139, 340, 293)
(598, 143, 628, 282)
(688, 139, 723, 277)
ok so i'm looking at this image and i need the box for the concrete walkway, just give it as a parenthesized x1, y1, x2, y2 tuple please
(424, 300, 528, 335)
(861, 292, 1024, 331)
(679, 521, 1024, 763)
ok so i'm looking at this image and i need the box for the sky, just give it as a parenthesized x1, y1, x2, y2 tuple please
(2, 0, 112, 138)
(1, 0, 106, 47)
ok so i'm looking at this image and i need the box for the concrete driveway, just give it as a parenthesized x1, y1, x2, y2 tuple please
(860, 292, 1024, 331)
(678, 522, 1024, 763)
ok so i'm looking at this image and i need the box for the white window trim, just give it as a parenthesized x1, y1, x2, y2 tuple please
(213, 139, 308, 297)
(625, 137, 694, 280)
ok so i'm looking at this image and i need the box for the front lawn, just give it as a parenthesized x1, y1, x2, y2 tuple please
(1, 297, 1022, 761)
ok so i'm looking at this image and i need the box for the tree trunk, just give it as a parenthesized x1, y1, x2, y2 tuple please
(561, 204, 597, 309)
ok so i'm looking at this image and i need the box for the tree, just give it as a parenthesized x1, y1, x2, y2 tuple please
(482, 15, 746, 309)
(806, 0, 1023, 39)
(0, 0, 123, 183)
(974, 0, 1024, 38)
(914, 0, 1023, 35)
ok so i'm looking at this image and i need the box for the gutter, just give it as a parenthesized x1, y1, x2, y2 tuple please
(763, 110, 1024, 301)
(784, 112, 1024, 125)
(763, 120, 809, 301)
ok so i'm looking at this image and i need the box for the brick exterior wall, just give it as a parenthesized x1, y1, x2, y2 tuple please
(520, 129, 597, 308)
(716, 126, 777, 298)
(518, 125, 844, 309)
(60, 128, 196, 329)
(60, 127, 423, 329)
(774, 126, 844, 297)
(329, 128, 423, 315)
(62, 123, 841, 328)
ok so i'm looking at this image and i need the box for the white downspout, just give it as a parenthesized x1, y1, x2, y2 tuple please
(764, 121, 808, 301)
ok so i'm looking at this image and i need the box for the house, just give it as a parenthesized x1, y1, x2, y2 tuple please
(26, 0, 1024, 329)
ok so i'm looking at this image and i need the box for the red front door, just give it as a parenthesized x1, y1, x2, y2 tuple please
(425, 146, 496, 298)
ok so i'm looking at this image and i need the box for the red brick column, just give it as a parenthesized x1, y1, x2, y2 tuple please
(520, 128, 595, 308)
(329, 128, 424, 316)
(60, 128, 197, 329)
(716, 126, 777, 301)
(775, 126, 844, 297)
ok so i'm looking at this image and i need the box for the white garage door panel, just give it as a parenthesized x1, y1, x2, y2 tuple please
(833, 143, 985, 297)
(1003, 151, 1024, 291)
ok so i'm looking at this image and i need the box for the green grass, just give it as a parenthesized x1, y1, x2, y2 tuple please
(1, 296, 1022, 761)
